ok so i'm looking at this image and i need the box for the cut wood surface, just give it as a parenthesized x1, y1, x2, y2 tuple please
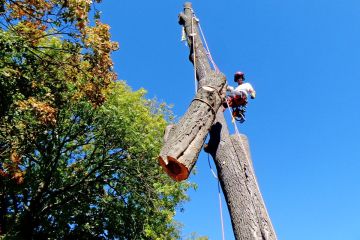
(159, 2, 277, 239)
(158, 2, 227, 181)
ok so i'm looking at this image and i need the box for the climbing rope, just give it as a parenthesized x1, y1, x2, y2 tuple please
(198, 22, 220, 73)
(185, 7, 275, 239)
(224, 95, 276, 238)
(186, 8, 226, 240)
(186, 9, 225, 240)
(190, 11, 198, 92)
(207, 153, 226, 240)
(187, 8, 220, 92)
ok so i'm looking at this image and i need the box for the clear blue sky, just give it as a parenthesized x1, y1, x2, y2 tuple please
(99, 1, 360, 239)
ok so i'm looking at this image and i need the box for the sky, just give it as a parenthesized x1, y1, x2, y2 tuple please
(98, 1, 360, 239)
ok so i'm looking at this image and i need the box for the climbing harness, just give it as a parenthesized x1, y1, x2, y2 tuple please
(224, 94, 247, 123)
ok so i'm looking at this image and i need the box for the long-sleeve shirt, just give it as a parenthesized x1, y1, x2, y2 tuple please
(227, 82, 256, 98)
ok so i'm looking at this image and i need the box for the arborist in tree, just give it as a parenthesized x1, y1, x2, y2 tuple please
(224, 71, 256, 123)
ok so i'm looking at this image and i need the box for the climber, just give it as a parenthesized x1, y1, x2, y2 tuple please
(224, 71, 256, 123)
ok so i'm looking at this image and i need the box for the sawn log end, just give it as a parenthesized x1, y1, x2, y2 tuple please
(158, 156, 189, 182)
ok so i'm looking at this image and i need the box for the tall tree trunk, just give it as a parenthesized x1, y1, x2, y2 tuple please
(159, 2, 277, 239)
(159, 3, 227, 181)
(206, 111, 276, 239)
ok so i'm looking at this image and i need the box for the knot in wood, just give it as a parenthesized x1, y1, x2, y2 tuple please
(201, 85, 222, 98)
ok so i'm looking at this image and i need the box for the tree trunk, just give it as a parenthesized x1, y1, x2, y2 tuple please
(158, 2, 227, 181)
(160, 2, 277, 239)
(206, 110, 277, 240)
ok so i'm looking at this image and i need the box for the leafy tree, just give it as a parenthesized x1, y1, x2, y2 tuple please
(0, 1, 193, 239)
(0, 0, 118, 115)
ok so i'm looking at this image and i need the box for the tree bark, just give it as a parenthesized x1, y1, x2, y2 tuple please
(158, 2, 227, 181)
(160, 2, 277, 239)
(206, 110, 277, 240)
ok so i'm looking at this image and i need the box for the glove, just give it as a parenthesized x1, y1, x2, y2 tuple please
(250, 91, 256, 99)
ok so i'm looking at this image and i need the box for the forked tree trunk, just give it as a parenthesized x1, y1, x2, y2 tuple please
(159, 2, 277, 239)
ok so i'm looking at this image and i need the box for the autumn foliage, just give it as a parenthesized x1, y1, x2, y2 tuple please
(0, 1, 192, 239)
(0, 0, 118, 183)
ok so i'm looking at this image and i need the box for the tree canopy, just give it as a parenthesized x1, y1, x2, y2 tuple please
(0, 1, 194, 239)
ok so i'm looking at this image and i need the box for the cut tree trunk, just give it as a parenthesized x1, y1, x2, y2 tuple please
(158, 2, 227, 181)
(206, 110, 277, 240)
(159, 2, 277, 239)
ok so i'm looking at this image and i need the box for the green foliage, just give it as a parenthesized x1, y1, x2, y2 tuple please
(184, 232, 209, 240)
(0, 1, 195, 239)
(0, 0, 118, 109)
(0, 70, 194, 239)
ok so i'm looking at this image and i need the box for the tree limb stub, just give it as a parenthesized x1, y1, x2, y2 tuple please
(159, 73, 226, 181)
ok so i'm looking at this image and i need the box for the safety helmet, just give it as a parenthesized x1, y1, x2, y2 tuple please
(234, 71, 245, 82)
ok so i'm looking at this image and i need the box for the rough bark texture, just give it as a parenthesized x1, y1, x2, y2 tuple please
(179, 2, 212, 84)
(207, 110, 277, 240)
(158, 2, 227, 181)
(159, 75, 226, 181)
(160, 2, 277, 239)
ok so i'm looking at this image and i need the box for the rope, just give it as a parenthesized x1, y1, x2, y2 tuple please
(218, 179, 226, 240)
(185, 6, 276, 238)
(196, 13, 272, 234)
(186, 7, 246, 238)
(192, 98, 216, 115)
(188, 8, 226, 239)
(198, 23, 220, 73)
(207, 152, 218, 179)
(189, 8, 220, 92)
(191, 85, 222, 121)
(187, 9, 227, 239)
(224, 96, 276, 237)
(191, 15, 198, 93)
(207, 153, 226, 240)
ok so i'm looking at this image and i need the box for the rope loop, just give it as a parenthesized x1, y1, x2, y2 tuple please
(191, 98, 216, 115)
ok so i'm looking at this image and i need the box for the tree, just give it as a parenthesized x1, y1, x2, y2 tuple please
(159, 3, 277, 240)
(0, 0, 119, 113)
(0, 1, 193, 239)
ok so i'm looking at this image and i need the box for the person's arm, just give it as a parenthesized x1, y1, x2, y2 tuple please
(248, 83, 256, 99)
(250, 90, 256, 99)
